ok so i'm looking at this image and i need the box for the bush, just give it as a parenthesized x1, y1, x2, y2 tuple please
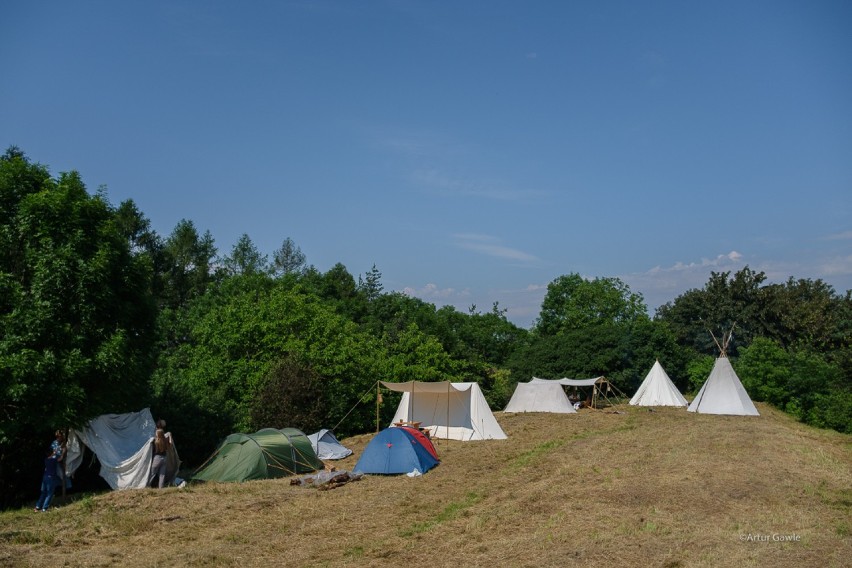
(249, 356, 328, 433)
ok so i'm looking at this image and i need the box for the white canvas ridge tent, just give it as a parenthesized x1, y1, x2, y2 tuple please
(630, 360, 688, 407)
(529, 376, 621, 408)
(65, 408, 181, 490)
(307, 429, 353, 460)
(687, 355, 759, 416)
(503, 381, 577, 413)
(381, 381, 507, 441)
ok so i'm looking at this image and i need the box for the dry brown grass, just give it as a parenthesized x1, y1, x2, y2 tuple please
(1, 404, 849, 568)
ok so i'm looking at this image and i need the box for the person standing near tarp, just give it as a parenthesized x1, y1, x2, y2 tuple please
(50, 430, 70, 492)
(34, 447, 59, 511)
(148, 423, 171, 489)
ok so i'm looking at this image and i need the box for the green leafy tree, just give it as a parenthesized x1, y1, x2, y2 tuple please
(621, 319, 693, 393)
(763, 277, 845, 351)
(536, 273, 647, 336)
(738, 337, 847, 429)
(221, 233, 269, 276)
(384, 323, 463, 383)
(314, 262, 366, 321)
(271, 237, 306, 277)
(685, 355, 715, 394)
(507, 324, 626, 387)
(161, 219, 217, 308)
(656, 267, 770, 356)
(0, 149, 157, 506)
(358, 263, 384, 302)
(249, 355, 328, 433)
(151, 279, 391, 463)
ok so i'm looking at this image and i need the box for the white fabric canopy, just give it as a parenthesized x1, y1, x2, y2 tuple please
(530, 376, 605, 387)
(630, 360, 688, 407)
(381, 381, 507, 441)
(66, 408, 181, 490)
(687, 357, 759, 416)
(504, 382, 577, 414)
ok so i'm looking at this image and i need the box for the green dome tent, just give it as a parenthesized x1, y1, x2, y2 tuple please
(193, 428, 324, 483)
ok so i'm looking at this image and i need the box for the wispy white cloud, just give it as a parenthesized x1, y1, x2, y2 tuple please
(401, 281, 544, 329)
(622, 248, 852, 314)
(642, 251, 744, 276)
(411, 169, 547, 201)
(402, 283, 471, 301)
(454, 233, 541, 263)
(367, 126, 469, 160)
(823, 230, 852, 241)
(818, 254, 852, 276)
(621, 251, 748, 311)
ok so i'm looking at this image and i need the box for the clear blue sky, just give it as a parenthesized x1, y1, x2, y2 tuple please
(3, 1, 850, 328)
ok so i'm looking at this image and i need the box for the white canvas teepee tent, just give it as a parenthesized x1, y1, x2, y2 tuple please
(504, 381, 577, 413)
(687, 328, 759, 416)
(630, 360, 688, 407)
(381, 381, 507, 441)
(687, 356, 759, 416)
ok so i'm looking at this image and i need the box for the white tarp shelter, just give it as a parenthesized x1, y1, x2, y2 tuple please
(530, 376, 605, 387)
(687, 356, 759, 416)
(307, 429, 353, 460)
(529, 376, 617, 408)
(630, 360, 688, 407)
(504, 381, 577, 413)
(381, 381, 507, 441)
(65, 408, 180, 490)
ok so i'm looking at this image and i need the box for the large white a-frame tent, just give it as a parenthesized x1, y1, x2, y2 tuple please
(687, 329, 759, 416)
(630, 360, 688, 407)
(382, 381, 507, 441)
(504, 381, 577, 413)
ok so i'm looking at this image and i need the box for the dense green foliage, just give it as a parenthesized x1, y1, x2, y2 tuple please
(0, 149, 158, 506)
(1, 148, 849, 508)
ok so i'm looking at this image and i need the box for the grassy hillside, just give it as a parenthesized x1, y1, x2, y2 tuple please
(1, 404, 849, 567)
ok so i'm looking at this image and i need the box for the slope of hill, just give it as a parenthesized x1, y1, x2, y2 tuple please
(1, 404, 849, 567)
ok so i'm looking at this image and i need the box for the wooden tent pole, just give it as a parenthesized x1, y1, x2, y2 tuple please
(446, 382, 450, 445)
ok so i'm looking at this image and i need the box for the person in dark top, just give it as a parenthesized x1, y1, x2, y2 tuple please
(149, 427, 171, 488)
(35, 448, 59, 512)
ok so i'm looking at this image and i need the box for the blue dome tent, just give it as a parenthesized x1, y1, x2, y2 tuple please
(354, 428, 439, 475)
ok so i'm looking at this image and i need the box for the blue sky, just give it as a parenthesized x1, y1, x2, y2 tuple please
(3, 1, 850, 328)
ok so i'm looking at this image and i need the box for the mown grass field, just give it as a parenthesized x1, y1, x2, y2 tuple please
(1, 403, 849, 567)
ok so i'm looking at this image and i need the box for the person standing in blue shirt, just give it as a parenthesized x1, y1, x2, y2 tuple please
(34, 448, 58, 512)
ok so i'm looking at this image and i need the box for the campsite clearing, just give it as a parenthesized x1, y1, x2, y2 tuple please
(1, 404, 849, 567)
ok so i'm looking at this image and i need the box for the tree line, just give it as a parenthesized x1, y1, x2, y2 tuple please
(1, 148, 849, 508)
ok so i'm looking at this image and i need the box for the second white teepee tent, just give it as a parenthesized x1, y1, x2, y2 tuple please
(687, 356, 759, 416)
(630, 360, 688, 407)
